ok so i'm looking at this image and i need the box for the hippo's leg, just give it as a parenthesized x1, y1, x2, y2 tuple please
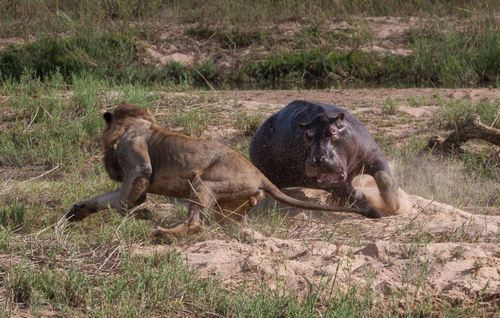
(328, 182, 382, 218)
(372, 170, 400, 214)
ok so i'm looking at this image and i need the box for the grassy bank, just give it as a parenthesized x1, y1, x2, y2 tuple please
(1, 1, 499, 88)
(1, 25, 499, 88)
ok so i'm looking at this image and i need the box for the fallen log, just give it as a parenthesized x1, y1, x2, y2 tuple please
(422, 115, 500, 154)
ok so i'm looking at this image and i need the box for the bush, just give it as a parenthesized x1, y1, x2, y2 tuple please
(433, 98, 500, 130)
(0, 31, 138, 82)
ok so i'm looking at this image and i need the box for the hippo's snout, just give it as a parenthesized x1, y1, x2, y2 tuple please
(305, 159, 347, 186)
(317, 171, 347, 186)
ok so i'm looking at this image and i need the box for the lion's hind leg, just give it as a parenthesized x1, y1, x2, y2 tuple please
(152, 176, 217, 239)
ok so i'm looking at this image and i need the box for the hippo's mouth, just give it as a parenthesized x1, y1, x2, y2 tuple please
(317, 173, 346, 185)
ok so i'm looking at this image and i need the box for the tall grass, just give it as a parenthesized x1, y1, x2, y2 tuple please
(408, 18, 500, 86)
(0, 31, 222, 87)
(241, 21, 500, 87)
(0, 0, 169, 37)
(0, 30, 149, 83)
(432, 98, 500, 129)
(0, 2, 498, 88)
(3, 24, 496, 88)
(2, 1, 496, 37)
(0, 73, 161, 168)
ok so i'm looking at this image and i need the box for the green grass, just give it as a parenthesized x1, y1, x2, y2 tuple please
(186, 26, 264, 49)
(3, 1, 496, 38)
(1, 9, 499, 89)
(234, 112, 263, 136)
(0, 31, 139, 82)
(157, 1, 499, 27)
(0, 73, 164, 168)
(381, 97, 398, 115)
(0, 73, 101, 167)
(408, 19, 500, 86)
(3, 249, 381, 317)
(170, 108, 213, 137)
(238, 21, 500, 88)
(0, 31, 221, 88)
(0, 205, 25, 228)
(432, 98, 500, 130)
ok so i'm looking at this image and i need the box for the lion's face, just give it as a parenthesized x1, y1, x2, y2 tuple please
(103, 103, 155, 127)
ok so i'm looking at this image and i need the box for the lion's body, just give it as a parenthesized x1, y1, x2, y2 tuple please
(67, 104, 376, 238)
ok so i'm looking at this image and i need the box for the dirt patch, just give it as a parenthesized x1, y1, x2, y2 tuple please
(141, 16, 428, 70)
(132, 171, 499, 306)
(0, 37, 25, 50)
(140, 41, 195, 66)
(133, 191, 499, 304)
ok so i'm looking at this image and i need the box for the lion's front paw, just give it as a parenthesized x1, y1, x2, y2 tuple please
(65, 203, 96, 222)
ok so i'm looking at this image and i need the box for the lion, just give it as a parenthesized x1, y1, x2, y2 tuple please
(66, 103, 379, 239)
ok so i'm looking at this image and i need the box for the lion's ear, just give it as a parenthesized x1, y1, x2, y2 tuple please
(145, 108, 156, 122)
(103, 112, 113, 125)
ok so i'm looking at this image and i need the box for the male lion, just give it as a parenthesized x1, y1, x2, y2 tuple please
(66, 104, 379, 239)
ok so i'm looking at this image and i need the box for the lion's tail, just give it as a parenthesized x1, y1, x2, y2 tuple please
(260, 178, 364, 215)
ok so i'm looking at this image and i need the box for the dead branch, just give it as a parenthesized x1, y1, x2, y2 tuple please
(422, 115, 500, 154)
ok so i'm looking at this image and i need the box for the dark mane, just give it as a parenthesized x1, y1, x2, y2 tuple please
(112, 103, 155, 122)
(101, 103, 154, 182)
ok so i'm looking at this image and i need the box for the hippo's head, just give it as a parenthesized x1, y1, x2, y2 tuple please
(299, 113, 348, 186)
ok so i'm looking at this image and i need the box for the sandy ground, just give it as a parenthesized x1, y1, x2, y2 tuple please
(1, 87, 499, 314)
(133, 183, 499, 306)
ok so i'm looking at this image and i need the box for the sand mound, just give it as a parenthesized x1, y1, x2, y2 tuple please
(132, 180, 499, 305)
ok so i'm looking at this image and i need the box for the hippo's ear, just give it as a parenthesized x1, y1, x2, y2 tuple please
(299, 116, 319, 129)
(329, 112, 345, 124)
(103, 112, 113, 125)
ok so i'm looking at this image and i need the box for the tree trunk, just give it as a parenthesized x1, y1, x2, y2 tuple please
(422, 115, 500, 154)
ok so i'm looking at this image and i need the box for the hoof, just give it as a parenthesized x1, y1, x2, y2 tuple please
(364, 207, 383, 219)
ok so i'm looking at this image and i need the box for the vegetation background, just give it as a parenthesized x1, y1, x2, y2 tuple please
(0, 1, 498, 317)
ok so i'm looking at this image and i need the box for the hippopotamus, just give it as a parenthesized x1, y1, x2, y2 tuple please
(249, 100, 401, 218)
